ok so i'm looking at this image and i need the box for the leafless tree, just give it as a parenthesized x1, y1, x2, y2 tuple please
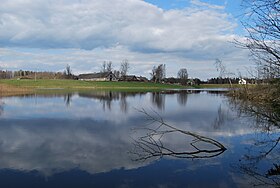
(101, 61, 106, 73)
(215, 58, 235, 87)
(177, 68, 188, 85)
(120, 59, 130, 77)
(237, 0, 280, 79)
(106, 61, 113, 72)
(151, 64, 166, 83)
(130, 109, 226, 161)
(113, 70, 120, 79)
(64, 64, 72, 79)
(101, 61, 113, 73)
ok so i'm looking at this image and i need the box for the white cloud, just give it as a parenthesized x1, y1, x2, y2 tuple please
(190, 0, 225, 10)
(0, 0, 234, 51)
(0, 0, 251, 79)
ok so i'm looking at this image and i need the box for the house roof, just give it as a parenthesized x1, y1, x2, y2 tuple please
(137, 76, 149, 81)
(120, 75, 137, 79)
(78, 72, 113, 79)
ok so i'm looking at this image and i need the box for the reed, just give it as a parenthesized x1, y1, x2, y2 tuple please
(0, 83, 31, 96)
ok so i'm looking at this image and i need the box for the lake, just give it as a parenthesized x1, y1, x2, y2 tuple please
(0, 90, 279, 188)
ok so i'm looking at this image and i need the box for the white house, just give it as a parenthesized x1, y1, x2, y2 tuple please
(238, 79, 247, 85)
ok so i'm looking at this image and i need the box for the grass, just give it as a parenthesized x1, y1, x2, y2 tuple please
(0, 79, 253, 96)
(0, 79, 187, 96)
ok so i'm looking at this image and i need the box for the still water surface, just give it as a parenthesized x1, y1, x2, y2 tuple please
(0, 90, 279, 188)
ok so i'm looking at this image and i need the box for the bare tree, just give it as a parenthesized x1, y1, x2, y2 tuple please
(113, 70, 120, 79)
(215, 58, 234, 87)
(101, 61, 113, 73)
(64, 64, 72, 79)
(151, 64, 166, 83)
(177, 68, 188, 85)
(106, 61, 113, 72)
(237, 0, 280, 79)
(101, 61, 106, 73)
(120, 59, 130, 77)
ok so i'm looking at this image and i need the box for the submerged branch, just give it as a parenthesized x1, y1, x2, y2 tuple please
(130, 109, 226, 161)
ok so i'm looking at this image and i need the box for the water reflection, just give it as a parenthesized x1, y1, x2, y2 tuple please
(230, 98, 280, 187)
(230, 97, 280, 130)
(1, 90, 222, 113)
(237, 135, 280, 187)
(0, 91, 231, 177)
(79, 91, 144, 112)
(1, 90, 278, 187)
(131, 109, 226, 161)
(177, 90, 188, 106)
(212, 104, 234, 130)
(0, 99, 3, 116)
(0, 118, 146, 176)
(151, 92, 165, 110)
(64, 93, 73, 107)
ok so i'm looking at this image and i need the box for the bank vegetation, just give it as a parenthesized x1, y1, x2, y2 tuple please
(231, 0, 280, 113)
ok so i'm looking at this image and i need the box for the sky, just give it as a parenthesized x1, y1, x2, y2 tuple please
(0, 0, 252, 80)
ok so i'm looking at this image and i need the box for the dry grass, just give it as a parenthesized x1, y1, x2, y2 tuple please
(230, 84, 280, 107)
(0, 83, 31, 96)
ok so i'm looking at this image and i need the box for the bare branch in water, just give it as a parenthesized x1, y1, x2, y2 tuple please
(130, 109, 226, 161)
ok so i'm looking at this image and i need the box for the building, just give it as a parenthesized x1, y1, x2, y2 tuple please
(119, 75, 138, 82)
(137, 76, 149, 82)
(78, 71, 117, 81)
(119, 75, 149, 82)
(238, 79, 247, 85)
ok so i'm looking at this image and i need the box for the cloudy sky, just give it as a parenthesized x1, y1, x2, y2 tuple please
(0, 0, 251, 80)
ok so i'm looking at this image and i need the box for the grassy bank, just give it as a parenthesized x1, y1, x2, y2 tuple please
(229, 79, 280, 119)
(0, 79, 187, 96)
(1, 79, 256, 96)
(231, 84, 280, 104)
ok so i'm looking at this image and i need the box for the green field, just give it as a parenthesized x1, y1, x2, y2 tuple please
(0, 79, 250, 97)
(0, 79, 186, 92)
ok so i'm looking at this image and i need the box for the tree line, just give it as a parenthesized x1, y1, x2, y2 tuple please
(0, 61, 190, 85)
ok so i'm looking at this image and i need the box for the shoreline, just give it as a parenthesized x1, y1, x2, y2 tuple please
(0, 79, 249, 97)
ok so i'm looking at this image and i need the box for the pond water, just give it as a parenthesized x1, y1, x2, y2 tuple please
(0, 90, 279, 188)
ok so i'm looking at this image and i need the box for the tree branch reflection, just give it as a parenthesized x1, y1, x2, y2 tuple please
(0, 100, 3, 116)
(230, 98, 280, 187)
(130, 109, 226, 161)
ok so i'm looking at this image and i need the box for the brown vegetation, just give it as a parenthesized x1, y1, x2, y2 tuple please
(0, 83, 31, 96)
(230, 84, 280, 105)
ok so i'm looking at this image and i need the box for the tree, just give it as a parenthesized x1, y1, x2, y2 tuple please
(151, 64, 166, 83)
(215, 58, 234, 87)
(101, 61, 106, 73)
(238, 0, 280, 79)
(120, 59, 130, 77)
(64, 64, 72, 79)
(113, 70, 120, 79)
(106, 61, 113, 72)
(101, 61, 113, 73)
(177, 68, 188, 85)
